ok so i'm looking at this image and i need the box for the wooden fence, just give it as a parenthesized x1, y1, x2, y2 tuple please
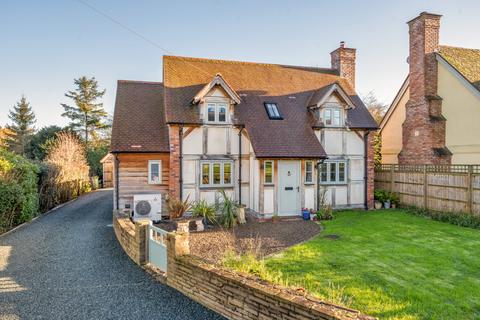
(375, 164, 480, 215)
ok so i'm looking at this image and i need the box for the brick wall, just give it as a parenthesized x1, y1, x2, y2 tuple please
(330, 42, 357, 89)
(168, 125, 181, 199)
(165, 232, 375, 320)
(113, 211, 149, 265)
(399, 12, 451, 165)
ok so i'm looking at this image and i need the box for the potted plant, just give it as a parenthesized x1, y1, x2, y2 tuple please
(217, 190, 239, 228)
(374, 190, 384, 209)
(302, 207, 310, 221)
(309, 208, 316, 221)
(191, 199, 216, 225)
(390, 192, 400, 209)
(165, 194, 192, 232)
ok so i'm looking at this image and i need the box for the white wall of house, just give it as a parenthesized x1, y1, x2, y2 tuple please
(313, 93, 366, 209)
(181, 87, 255, 210)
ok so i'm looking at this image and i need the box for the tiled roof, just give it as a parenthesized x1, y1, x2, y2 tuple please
(439, 45, 480, 91)
(110, 81, 170, 153)
(163, 56, 377, 158)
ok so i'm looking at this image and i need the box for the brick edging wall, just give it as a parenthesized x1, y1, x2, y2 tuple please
(113, 211, 148, 265)
(166, 233, 375, 320)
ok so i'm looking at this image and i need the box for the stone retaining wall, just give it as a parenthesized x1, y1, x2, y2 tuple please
(113, 210, 149, 265)
(112, 212, 375, 319)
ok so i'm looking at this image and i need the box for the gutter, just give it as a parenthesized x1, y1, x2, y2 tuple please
(238, 126, 244, 205)
(114, 153, 120, 210)
(363, 131, 370, 210)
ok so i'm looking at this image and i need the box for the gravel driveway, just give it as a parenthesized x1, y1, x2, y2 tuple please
(0, 189, 223, 320)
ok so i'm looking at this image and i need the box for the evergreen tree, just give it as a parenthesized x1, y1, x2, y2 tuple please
(6, 96, 36, 155)
(61, 76, 108, 146)
(25, 125, 64, 161)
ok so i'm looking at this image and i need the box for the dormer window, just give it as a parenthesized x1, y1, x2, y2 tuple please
(206, 103, 228, 123)
(264, 103, 283, 120)
(322, 104, 343, 126)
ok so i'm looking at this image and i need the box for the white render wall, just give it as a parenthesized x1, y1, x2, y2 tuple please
(315, 128, 366, 208)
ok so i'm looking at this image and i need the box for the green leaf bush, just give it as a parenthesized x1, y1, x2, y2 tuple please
(0, 149, 39, 233)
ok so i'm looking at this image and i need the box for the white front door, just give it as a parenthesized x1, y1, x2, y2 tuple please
(278, 161, 301, 216)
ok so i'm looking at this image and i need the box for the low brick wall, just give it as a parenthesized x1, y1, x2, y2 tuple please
(113, 210, 149, 265)
(166, 233, 374, 320)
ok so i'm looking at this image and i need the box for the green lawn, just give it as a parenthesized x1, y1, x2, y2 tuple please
(264, 210, 480, 320)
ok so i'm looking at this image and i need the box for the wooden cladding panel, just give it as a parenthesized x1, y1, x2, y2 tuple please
(117, 153, 170, 209)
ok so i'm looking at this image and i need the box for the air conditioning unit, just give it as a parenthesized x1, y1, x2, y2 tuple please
(133, 194, 162, 222)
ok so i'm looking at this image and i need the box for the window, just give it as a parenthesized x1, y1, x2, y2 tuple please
(200, 161, 233, 187)
(206, 103, 228, 123)
(207, 104, 216, 122)
(202, 163, 210, 185)
(323, 107, 342, 126)
(148, 160, 162, 184)
(305, 161, 313, 183)
(264, 103, 282, 120)
(320, 161, 347, 184)
(264, 161, 273, 184)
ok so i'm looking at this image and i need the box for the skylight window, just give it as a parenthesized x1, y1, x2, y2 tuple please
(264, 103, 282, 120)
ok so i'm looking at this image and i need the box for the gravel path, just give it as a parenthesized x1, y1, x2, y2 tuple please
(0, 189, 223, 320)
(190, 218, 321, 263)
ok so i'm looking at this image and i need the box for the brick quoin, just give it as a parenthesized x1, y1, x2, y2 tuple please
(168, 125, 181, 198)
(398, 12, 451, 165)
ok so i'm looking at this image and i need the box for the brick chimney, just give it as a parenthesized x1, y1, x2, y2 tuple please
(330, 41, 356, 89)
(398, 12, 451, 165)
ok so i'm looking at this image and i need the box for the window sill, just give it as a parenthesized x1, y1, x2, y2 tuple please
(148, 182, 162, 185)
(304, 182, 315, 186)
(199, 185, 234, 190)
(319, 182, 348, 186)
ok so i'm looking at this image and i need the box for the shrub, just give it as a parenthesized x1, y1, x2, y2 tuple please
(165, 194, 192, 219)
(217, 190, 238, 228)
(191, 199, 216, 224)
(39, 132, 91, 211)
(404, 205, 480, 229)
(317, 205, 334, 220)
(0, 149, 39, 233)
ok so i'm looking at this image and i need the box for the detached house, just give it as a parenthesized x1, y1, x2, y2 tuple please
(110, 42, 377, 217)
(381, 12, 480, 165)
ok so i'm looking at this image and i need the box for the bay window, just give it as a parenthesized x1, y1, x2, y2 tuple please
(320, 161, 347, 184)
(200, 161, 233, 187)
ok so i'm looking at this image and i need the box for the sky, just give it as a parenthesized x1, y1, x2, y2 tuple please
(2, 0, 480, 128)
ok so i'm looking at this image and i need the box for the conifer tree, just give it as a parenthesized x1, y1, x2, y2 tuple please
(61, 76, 108, 146)
(6, 96, 36, 155)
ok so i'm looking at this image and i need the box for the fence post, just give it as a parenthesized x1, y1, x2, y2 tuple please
(468, 165, 473, 214)
(423, 165, 428, 210)
(390, 165, 395, 192)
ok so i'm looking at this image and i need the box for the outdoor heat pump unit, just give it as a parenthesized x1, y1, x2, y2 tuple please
(133, 194, 162, 222)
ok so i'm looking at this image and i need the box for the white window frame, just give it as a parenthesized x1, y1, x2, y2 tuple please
(205, 102, 229, 124)
(200, 160, 234, 187)
(322, 105, 343, 127)
(305, 161, 314, 184)
(264, 103, 282, 120)
(148, 160, 162, 184)
(264, 160, 274, 185)
(319, 160, 347, 184)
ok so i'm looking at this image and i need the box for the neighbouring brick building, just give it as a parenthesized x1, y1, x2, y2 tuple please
(381, 12, 480, 165)
(110, 43, 378, 217)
